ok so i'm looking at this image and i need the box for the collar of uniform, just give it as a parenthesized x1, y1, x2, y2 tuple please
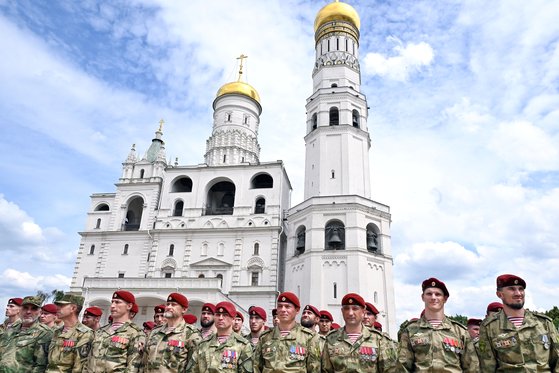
(271, 323, 300, 340)
(208, 333, 234, 349)
(340, 325, 371, 345)
(163, 318, 186, 334)
(104, 320, 131, 335)
(418, 315, 452, 330)
(499, 308, 534, 330)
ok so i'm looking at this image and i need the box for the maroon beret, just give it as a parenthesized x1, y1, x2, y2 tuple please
(183, 314, 198, 324)
(496, 274, 526, 289)
(486, 302, 504, 314)
(272, 308, 277, 316)
(154, 304, 166, 314)
(215, 302, 236, 318)
(235, 311, 244, 322)
(341, 293, 366, 308)
(112, 290, 135, 304)
(319, 310, 333, 322)
(85, 306, 103, 317)
(143, 321, 156, 330)
(249, 306, 266, 321)
(331, 323, 341, 329)
(365, 302, 379, 315)
(303, 305, 320, 317)
(131, 303, 139, 314)
(167, 292, 188, 308)
(421, 277, 450, 297)
(7, 298, 23, 306)
(41, 304, 58, 314)
(373, 321, 383, 331)
(277, 292, 300, 309)
(201, 303, 216, 314)
(467, 318, 482, 327)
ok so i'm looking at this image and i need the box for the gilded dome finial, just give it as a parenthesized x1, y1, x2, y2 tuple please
(236, 54, 248, 81)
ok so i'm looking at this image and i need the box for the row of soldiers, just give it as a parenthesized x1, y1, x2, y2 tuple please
(0, 273, 557, 371)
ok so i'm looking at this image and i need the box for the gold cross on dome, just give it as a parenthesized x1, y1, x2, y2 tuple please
(158, 118, 165, 132)
(236, 54, 248, 81)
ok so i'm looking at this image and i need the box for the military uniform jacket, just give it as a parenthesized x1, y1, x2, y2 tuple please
(478, 309, 559, 372)
(47, 322, 94, 373)
(321, 325, 397, 373)
(0, 320, 53, 373)
(396, 315, 479, 372)
(143, 319, 201, 372)
(189, 332, 253, 373)
(86, 321, 144, 373)
(253, 323, 321, 373)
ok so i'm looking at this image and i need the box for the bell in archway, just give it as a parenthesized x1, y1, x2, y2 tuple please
(367, 231, 378, 252)
(328, 229, 342, 246)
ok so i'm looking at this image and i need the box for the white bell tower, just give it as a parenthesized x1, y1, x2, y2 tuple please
(284, 0, 396, 336)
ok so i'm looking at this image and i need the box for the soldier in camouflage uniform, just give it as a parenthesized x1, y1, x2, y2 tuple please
(478, 274, 559, 371)
(0, 295, 53, 373)
(396, 277, 479, 372)
(47, 293, 94, 372)
(254, 291, 321, 373)
(1, 298, 23, 336)
(321, 293, 396, 373)
(143, 292, 201, 372)
(200, 303, 217, 340)
(86, 290, 144, 373)
(189, 301, 253, 372)
(244, 306, 267, 348)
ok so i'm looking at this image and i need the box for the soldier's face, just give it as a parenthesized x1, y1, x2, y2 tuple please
(341, 305, 364, 327)
(154, 313, 166, 325)
(110, 298, 132, 319)
(233, 317, 243, 332)
(249, 315, 265, 333)
(82, 314, 99, 328)
(467, 325, 480, 339)
(276, 302, 298, 323)
(164, 301, 185, 320)
(363, 310, 375, 327)
(301, 310, 317, 324)
(39, 311, 56, 325)
(21, 304, 40, 326)
(421, 288, 447, 311)
(5, 304, 20, 317)
(200, 310, 215, 327)
(56, 303, 75, 320)
(215, 312, 233, 331)
(497, 285, 525, 310)
(318, 318, 332, 334)
(273, 315, 279, 326)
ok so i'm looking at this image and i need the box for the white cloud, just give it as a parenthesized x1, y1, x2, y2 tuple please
(0, 194, 45, 248)
(362, 38, 434, 81)
(1, 269, 70, 292)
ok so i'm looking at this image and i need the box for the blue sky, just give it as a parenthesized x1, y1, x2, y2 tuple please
(1, 0, 559, 324)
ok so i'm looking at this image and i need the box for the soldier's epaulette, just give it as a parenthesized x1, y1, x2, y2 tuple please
(76, 323, 91, 333)
(233, 333, 250, 344)
(35, 322, 53, 333)
(127, 322, 143, 332)
(481, 311, 500, 326)
(259, 328, 273, 339)
(300, 326, 315, 337)
(448, 318, 467, 330)
(530, 309, 553, 322)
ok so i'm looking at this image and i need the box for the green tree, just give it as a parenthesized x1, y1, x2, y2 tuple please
(447, 314, 467, 326)
(544, 306, 559, 329)
(34, 289, 66, 304)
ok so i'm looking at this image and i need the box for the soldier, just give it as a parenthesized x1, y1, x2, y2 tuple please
(466, 318, 481, 342)
(233, 311, 244, 334)
(1, 297, 22, 333)
(143, 292, 201, 372)
(46, 293, 94, 372)
(87, 290, 144, 372)
(396, 277, 479, 372)
(300, 305, 320, 331)
(154, 304, 166, 326)
(485, 302, 503, 317)
(254, 291, 321, 372)
(321, 293, 397, 372)
(0, 295, 53, 372)
(246, 306, 267, 347)
(200, 303, 217, 339)
(82, 306, 103, 331)
(271, 308, 279, 327)
(363, 302, 379, 328)
(40, 303, 59, 329)
(318, 311, 333, 336)
(478, 274, 559, 371)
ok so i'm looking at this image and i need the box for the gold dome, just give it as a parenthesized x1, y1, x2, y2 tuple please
(314, 1, 360, 32)
(216, 81, 260, 104)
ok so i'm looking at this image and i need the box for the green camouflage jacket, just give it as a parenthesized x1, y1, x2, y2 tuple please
(321, 325, 397, 373)
(396, 315, 479, 372)
(46, 322, 94, 373)
(0, 320, 53, 373)
(253, 323, 321, 373)
(86, 321, 144, 373)
(189, 332, 253, 373)
(478, 309, 559, 372)
(142, 320, 201, 372)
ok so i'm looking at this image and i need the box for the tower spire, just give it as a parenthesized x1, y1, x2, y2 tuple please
(236, 54, 248, 81)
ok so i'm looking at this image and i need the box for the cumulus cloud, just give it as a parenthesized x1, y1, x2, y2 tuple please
(362, 37, 434, 81)
(0, 269, 70, 292)
(0, 194, 45, 250)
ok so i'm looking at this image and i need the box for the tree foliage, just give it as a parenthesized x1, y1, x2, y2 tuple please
(447, 314, 467, 326)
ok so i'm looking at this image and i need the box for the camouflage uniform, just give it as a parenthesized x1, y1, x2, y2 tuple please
(86, 321, 144, 373)
(254, 323, 321, 372)
(321, 326, 397, 372)
(46, 322, 94, 372)
(0, 320, 21, 344)
(143, 319, 202, 372)
(0, 319, 53, 373)
(189, 333, 253, 373)
(396, 315, 479, 372)
(478, 309, 559, 371)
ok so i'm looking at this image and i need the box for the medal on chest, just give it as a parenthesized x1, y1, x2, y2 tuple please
(221, 349, 237, 368)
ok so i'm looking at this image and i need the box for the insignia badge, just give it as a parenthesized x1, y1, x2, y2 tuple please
(431, 281, 436, 286)
(282, 297, 286, 301)
(514, 279, 518, 284)
(349, 299, 353, 304)
(79, 342, 91, 358)
(542, 335, 550, 350)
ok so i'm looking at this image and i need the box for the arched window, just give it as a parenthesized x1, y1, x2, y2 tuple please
(251, 272, 259, 286)
(312, 113, 318, 130)
(253, 243, 260, 256)
(216, 274, 223, 287)
(95, 218, 101, 229)
(251, 173, 273, 189)
(366, 223, 381, 253)
(333, 282, 337, 298)
(173, 200, 184, 217)
(218, 242, 225, 256)
(205, 180, 236, 215)
(94, 203, 109, 211)
(254, 198, 265, 214)
(89, 245, 95, 255)
(123, 244, 129, 255)
(325, 220, 345, 250)
(124, 196, 144, 231)
(331, 83, 338, 88)
(295, 226, 306, 255)
(201, 243, 208, 256)
(168, 244, 174, 257)
(171, 177, 193, 193)
(139, 169, 145, 178)
(329, 107, 339, 126)
(198, 274, 205, 278)
(352, 109, 360, 128)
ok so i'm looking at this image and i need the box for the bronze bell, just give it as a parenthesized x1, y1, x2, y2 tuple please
(328, 230, 342, 245)
(367, 231, 378, 251)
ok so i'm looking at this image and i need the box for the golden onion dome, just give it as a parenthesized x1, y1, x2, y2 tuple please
(215, 81, 260, 104)
(314, 1, 360, 32)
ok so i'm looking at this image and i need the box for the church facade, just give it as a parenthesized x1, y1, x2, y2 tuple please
(70, 1, 396, 334)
